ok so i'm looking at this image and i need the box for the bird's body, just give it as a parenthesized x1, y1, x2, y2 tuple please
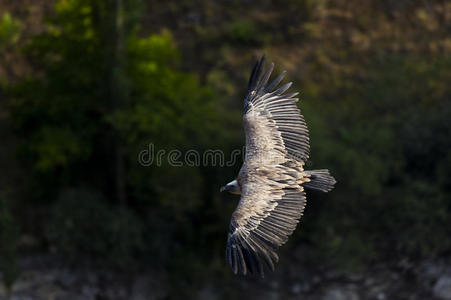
(221, 56, 336, 277)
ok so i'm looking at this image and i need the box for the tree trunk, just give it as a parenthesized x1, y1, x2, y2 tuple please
(111, 0, 127, 206)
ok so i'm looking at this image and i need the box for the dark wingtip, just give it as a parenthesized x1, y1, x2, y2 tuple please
(247, 55, 267, 93)
(227, 229, 272, 278)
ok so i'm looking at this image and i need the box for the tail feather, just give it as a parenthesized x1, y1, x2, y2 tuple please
(304, 169, 336, 192)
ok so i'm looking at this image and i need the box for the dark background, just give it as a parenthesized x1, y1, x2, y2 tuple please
(0, 0, 450, 299)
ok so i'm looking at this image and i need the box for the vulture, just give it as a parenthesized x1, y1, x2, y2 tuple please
(220, 56, 336, 277)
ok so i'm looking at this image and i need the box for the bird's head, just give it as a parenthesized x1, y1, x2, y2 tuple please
(220, 179, 241, 195)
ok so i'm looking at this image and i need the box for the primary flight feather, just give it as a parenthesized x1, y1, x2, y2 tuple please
(220, 55, 336, 277)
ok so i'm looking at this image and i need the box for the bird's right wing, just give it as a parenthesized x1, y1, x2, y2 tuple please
(243, 55, 310, 165)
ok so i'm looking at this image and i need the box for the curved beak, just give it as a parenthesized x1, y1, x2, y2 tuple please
(220, 185, 227, 193)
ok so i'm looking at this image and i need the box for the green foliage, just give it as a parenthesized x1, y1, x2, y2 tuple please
(0, 197, 19, 295)
(47, 188, 144, 269)
(300, 52, 451, 267)
(226, 20, 262, 45)
(0, 13, 21, 47)
(31, 127, 91, 171)
(9, 0, 218, 198)
(7, 0, 224, 280)
(0, 12, 21, 89)
(108, 30, 216, 148)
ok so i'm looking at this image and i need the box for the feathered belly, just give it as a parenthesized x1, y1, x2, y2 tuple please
(239, 161, 308, 191)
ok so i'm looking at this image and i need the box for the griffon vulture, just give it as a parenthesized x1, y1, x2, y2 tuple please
(220, 56, 336, 277)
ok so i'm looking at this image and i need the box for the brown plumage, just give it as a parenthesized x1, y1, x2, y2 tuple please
(222, 56, 336, 277)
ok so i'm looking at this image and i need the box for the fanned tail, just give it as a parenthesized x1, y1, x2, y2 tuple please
(304, 169, 336, 192)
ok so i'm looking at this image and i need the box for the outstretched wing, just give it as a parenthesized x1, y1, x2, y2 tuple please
(226, 182, 306, 277)
(243, 55, 309, 164)
(226, 56, 310, 277)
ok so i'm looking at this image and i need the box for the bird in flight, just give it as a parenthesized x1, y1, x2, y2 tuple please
(220, 56, 336, 277)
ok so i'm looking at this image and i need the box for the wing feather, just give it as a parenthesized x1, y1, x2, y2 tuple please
(243, 57, 309, 163)
(227, 185, 306, 277)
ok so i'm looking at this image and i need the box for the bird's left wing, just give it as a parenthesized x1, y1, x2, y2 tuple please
(226, 180, 306, 277)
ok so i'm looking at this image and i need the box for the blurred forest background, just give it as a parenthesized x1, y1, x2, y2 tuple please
(0, 0, 450, 299)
